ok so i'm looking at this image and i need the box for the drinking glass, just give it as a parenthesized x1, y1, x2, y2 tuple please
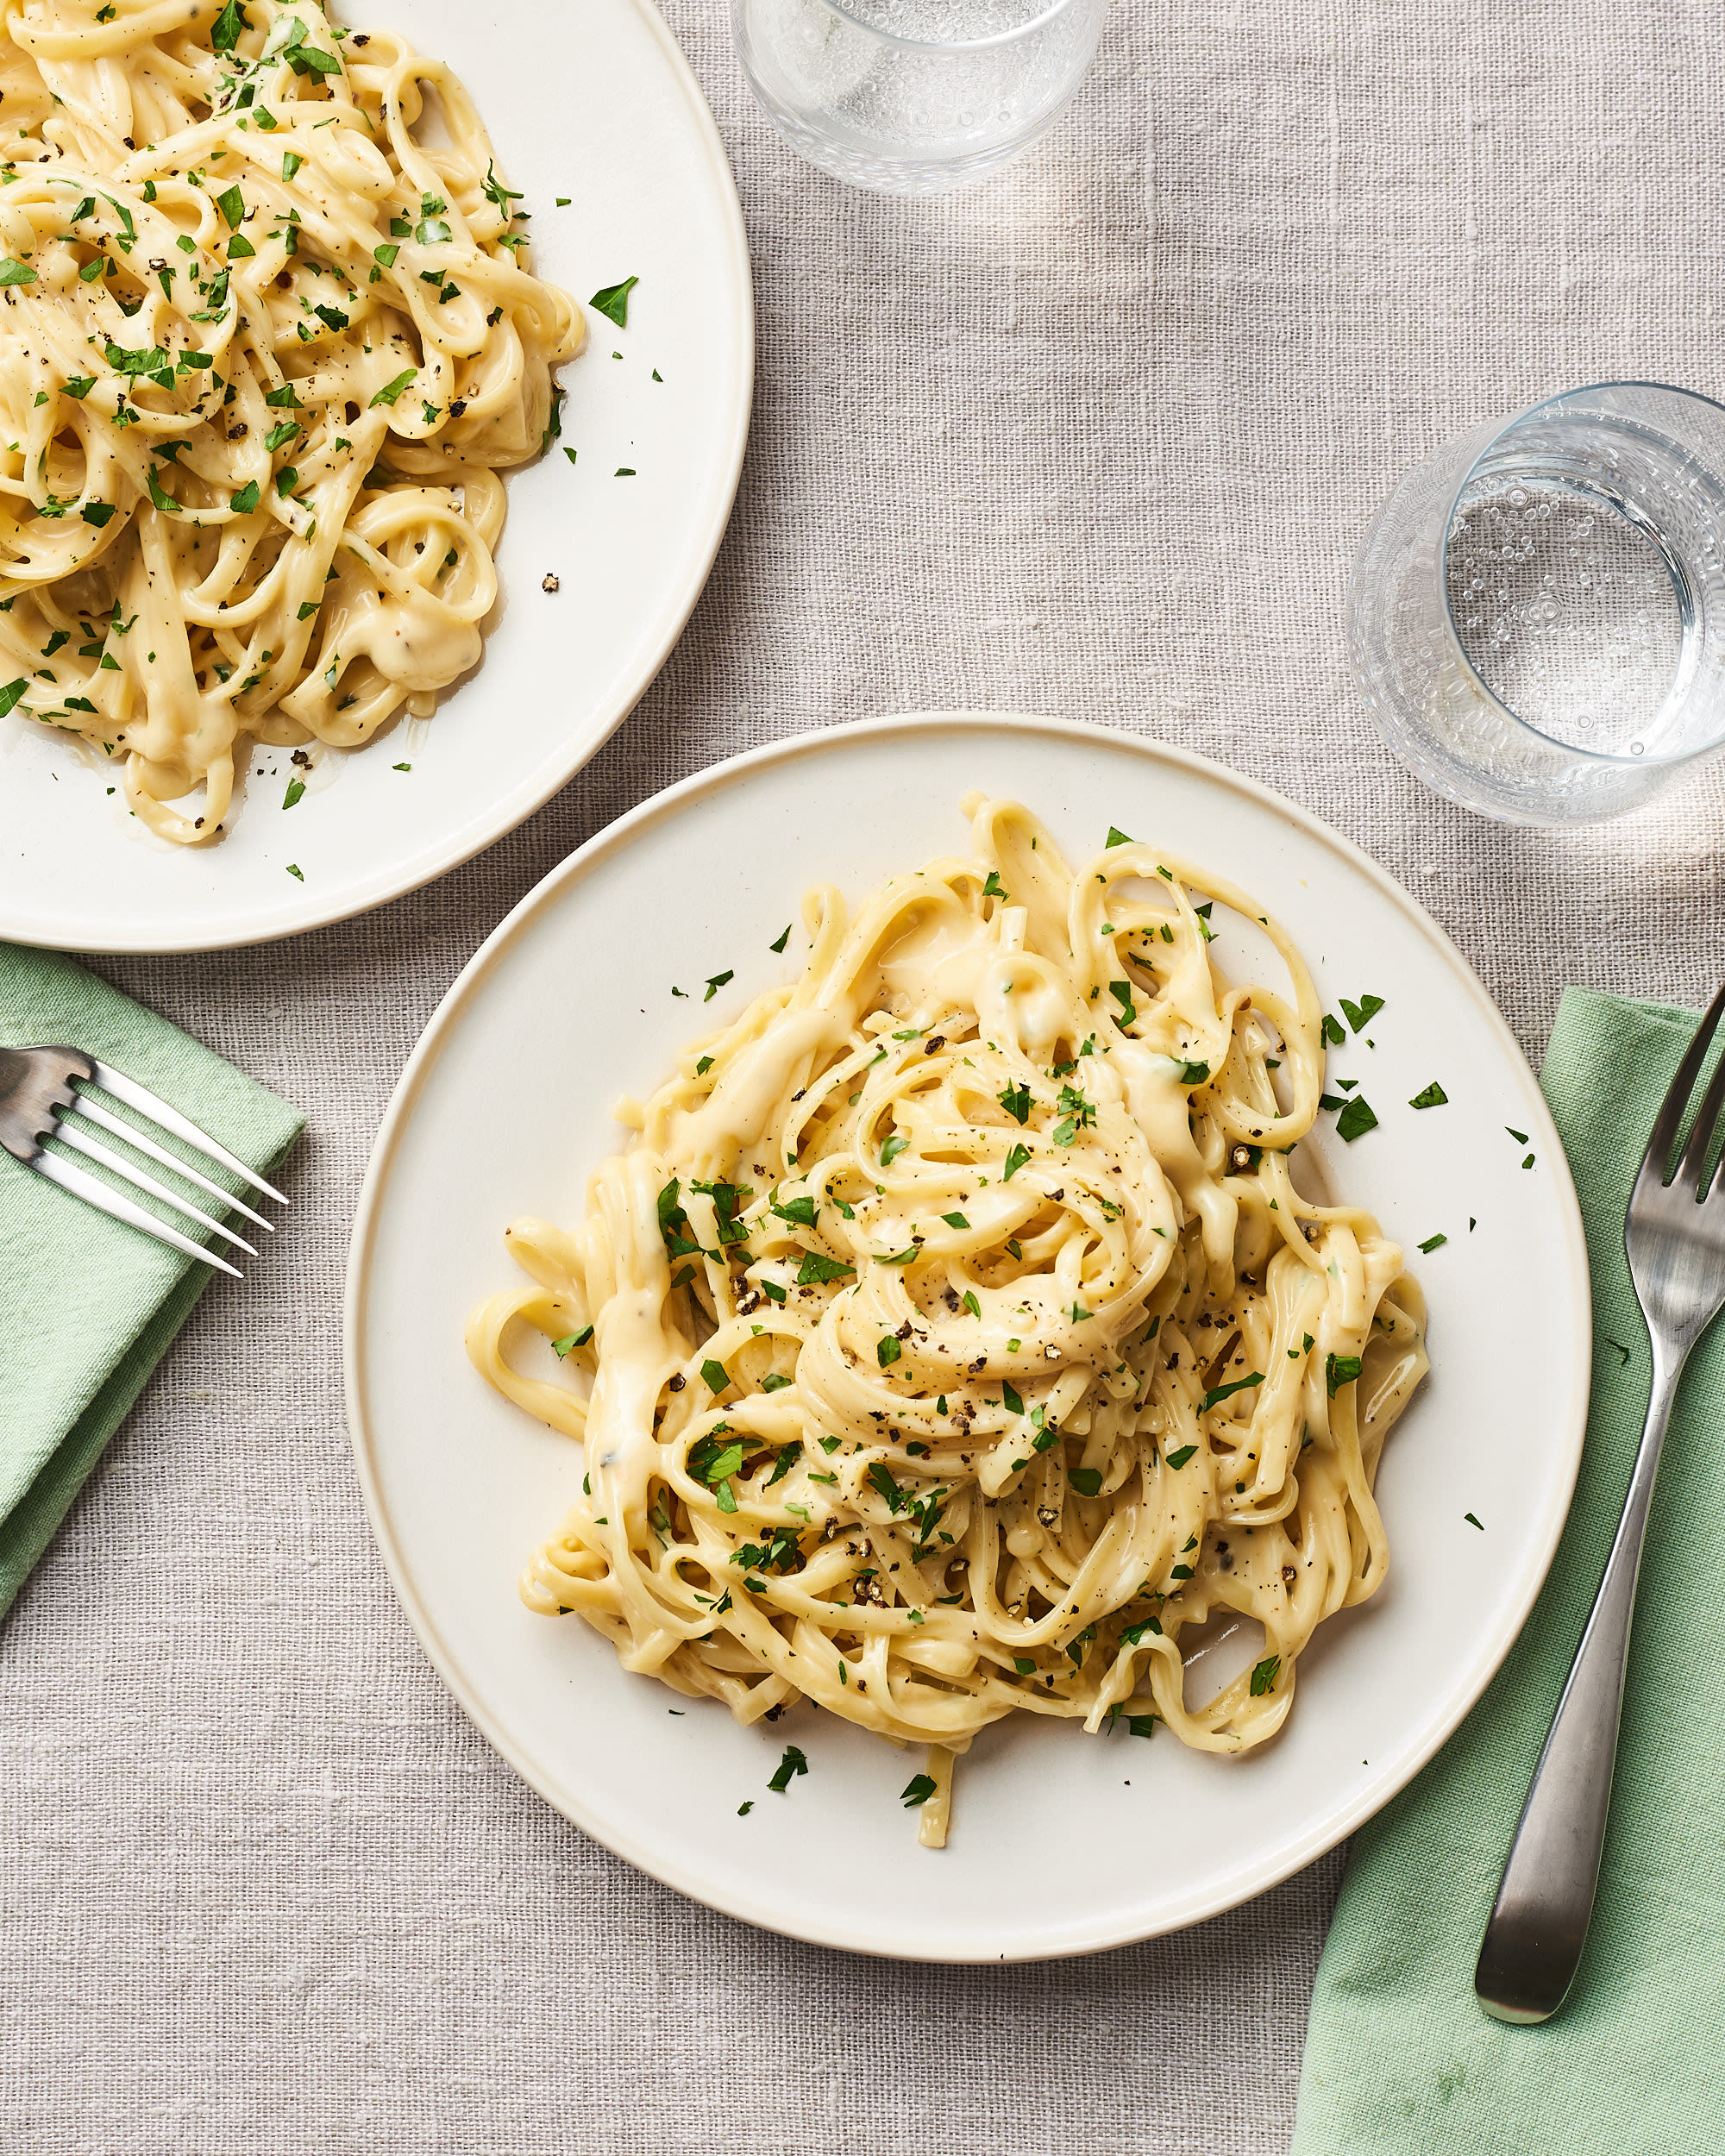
(732, 0, 1107, 196)
(1347, 382, 1725, 824)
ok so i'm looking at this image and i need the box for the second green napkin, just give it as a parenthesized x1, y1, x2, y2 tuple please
(0, 943, 303, 1618)
(1294, 987, 1725, 2153)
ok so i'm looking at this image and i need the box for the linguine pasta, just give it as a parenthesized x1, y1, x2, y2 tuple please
(467, 795, 1428, 1844)
(0, 0, 581, 841)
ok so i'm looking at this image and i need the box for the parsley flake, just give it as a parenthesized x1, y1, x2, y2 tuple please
(589, 274, 638, 326)
(767, 1745, 808, 1794)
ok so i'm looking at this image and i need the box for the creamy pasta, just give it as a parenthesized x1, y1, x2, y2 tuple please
(0, 0, 580, 841)
(467, 795, 1429, 1844)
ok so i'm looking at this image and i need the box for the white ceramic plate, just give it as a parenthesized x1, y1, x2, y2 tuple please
(0, 0, 750, 955)
(344, 714, 1591, 1962)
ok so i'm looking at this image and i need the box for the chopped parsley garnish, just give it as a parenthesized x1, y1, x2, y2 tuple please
(1199, 1371, 1264, 1413)
(0, 258, 36, 287)
(1109, 981, 1137, 1025)
(796, 1251, 853, 1285)
(481, 159, 523, 218)
(216, 183, 245, 229)
(1069, 1467, 1102, 1497)
(1120, 1614, 1163, 1644)
(369, 367, 417, 408)
(1002, 1143, 1031, 1181)
(941, 1212, 969, 1230)
(1176, 1059, 1210, 1086)
(589, 275, 638, 327)
(1335, 1096, 1378, 1143)
(1408, 1081, 1448, 1109)
(231, 480, 260, 514)
(282, 779, 304, 809)
(1164, 1444, 1198, 1470)
(767, 1745, 807, 1793)
(688, 1433, 745, 1506)
(703, 970, 733, 1001)
(1249, 1654, 1281, 1696)
(1507, 1127, 1528, 1144)
(1105, 825, 1135, 847)
(1320, 1012, 1346, 1047)
(700, 1357, 729, 1395)
(210, 0, 248, 50)
(1001, 1381, 1024, 1416)
(772, 1194, 818, 1228)
(900, 1774, 937, 1808)
(1464, 1512, 1484, 1531)
(1418, 1232, 1446, 1253)
(1339, 993, 1384, 1033)
(866, 1463, 906, 1513)
(881, 1131, 909, 1165)
(876, 1335, 901, 1369)
(982, 870, 1007, 899)
(1325, 1352, 1363, 1397)
(769, 923, 791, 953)
(733, 1526, 802, 1575)
(0, 679, 27, 718)
(999, 1081, 1031, 1125)
(551, 1326, 593, 1357)
(961, 1290, 981, 1319)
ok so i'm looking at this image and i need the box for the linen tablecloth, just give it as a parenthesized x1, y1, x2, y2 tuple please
(4, 5, 1723, 2150)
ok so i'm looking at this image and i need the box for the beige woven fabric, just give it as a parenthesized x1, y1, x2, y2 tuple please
(5, 3, 1723, 2149)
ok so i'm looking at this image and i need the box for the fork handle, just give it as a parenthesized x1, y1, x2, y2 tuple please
(1473, 1345, 1682, 2023)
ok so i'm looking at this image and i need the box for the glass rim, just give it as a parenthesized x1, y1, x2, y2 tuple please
(819, 0, 1085, 53)
(1438, 377, 1725, 770)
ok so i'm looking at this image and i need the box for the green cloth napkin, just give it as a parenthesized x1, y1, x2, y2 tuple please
(1294, 987, 1725, 2154)
(0, 943, 302, 1617)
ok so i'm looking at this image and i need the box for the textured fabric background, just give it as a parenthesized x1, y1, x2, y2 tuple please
(5, 4, 1724, 2151)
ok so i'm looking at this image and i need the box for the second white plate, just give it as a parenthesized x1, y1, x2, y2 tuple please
(0, 0, 751, 954)
(345, 713, 1591, 1961)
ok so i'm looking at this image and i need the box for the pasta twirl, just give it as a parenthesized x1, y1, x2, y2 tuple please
(467, 796, 1429, 1844)
(0, 0, 581, 841)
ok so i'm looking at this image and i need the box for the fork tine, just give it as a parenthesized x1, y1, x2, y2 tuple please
(67, 1095, 275, 1232)
(1634, 981, 1725, 1200)
(1674, 1019, 1725, 1198)
(51, 1121, 258, 1257)
(86, 1059, 290, 1206)
(31, 1150, 242, 1277)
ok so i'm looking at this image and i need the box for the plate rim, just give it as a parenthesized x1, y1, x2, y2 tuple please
(3, 0, 754, 958)
(342, 710, 1593, 1962)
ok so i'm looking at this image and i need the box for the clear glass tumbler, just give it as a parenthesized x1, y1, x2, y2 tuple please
(1347, 382, 1725, 824)
(732, 0, 1107, 196)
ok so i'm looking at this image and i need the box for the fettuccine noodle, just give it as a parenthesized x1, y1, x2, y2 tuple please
(467, 796, 1429, 1844)
(0, 0, 580, 841)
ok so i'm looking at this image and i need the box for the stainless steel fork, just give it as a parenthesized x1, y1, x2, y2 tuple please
(0, 1044, 287, 1279)
(1475, 983, 1725, 2024)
